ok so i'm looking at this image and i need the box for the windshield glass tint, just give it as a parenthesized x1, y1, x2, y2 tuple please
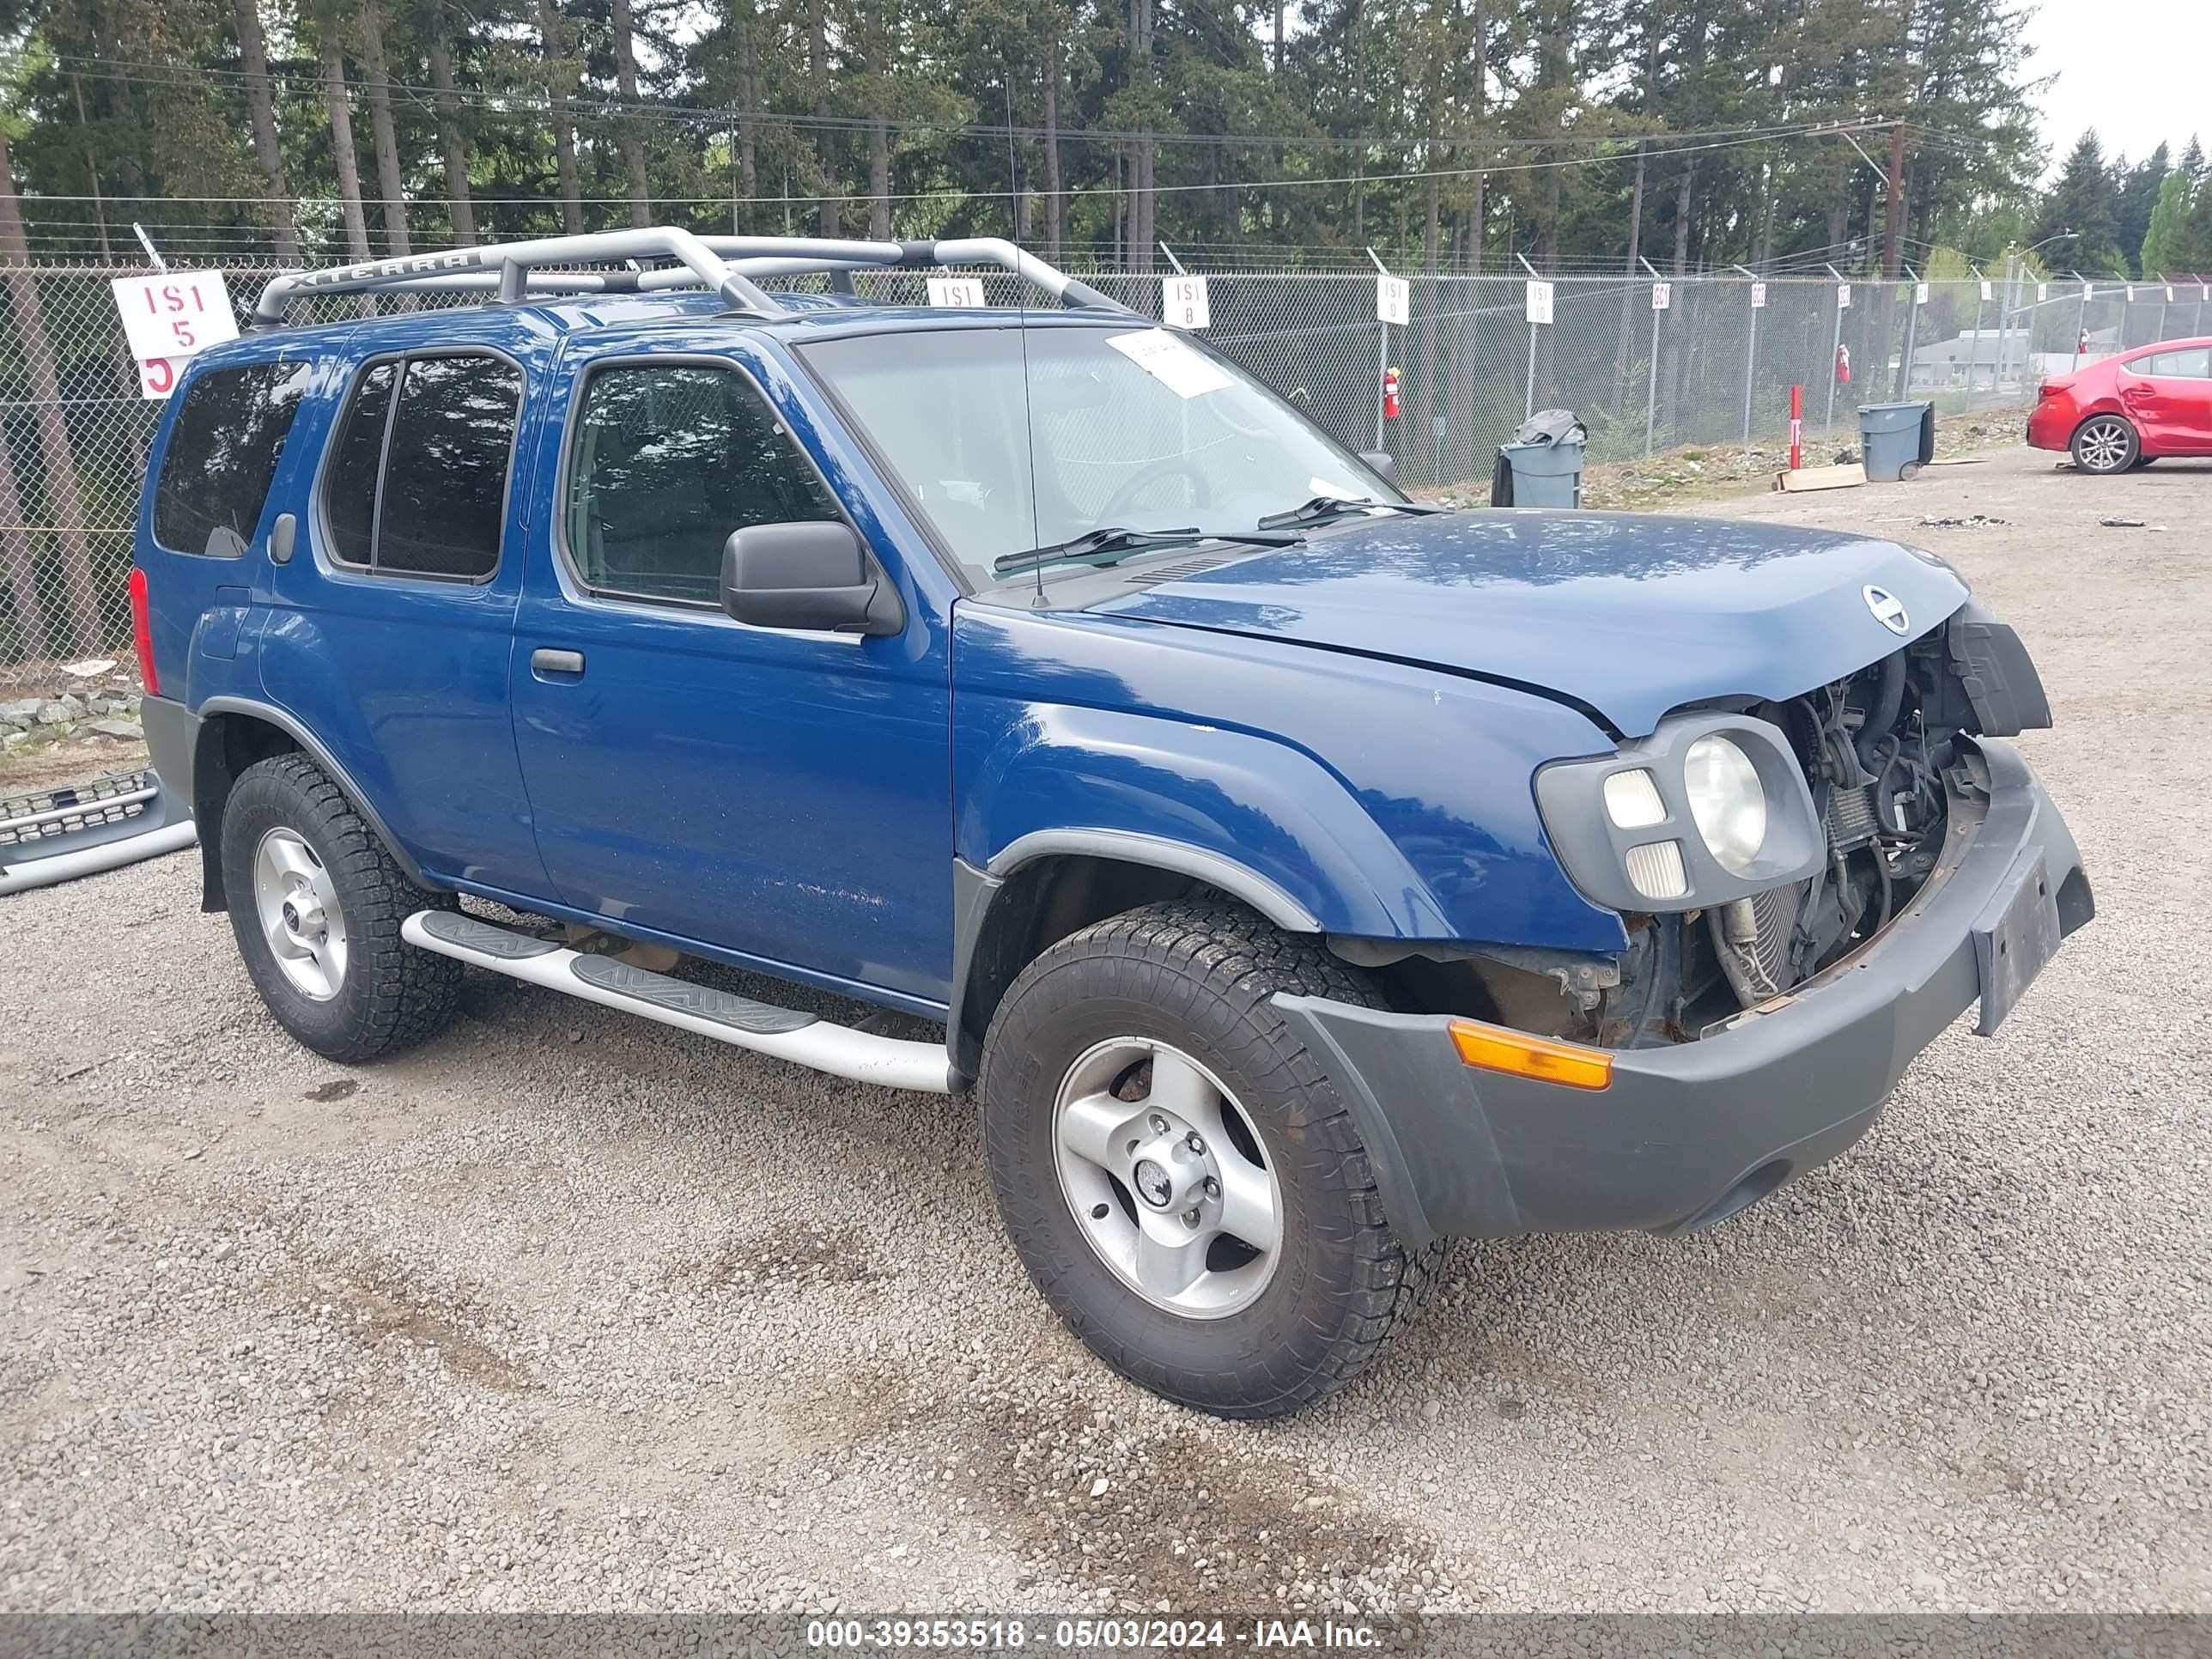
(799, 325, 1400, 584)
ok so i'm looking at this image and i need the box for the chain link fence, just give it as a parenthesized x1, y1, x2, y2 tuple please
(8, 253, 2201, 675)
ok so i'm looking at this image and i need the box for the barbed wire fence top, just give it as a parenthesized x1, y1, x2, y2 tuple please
(6, 253, 2200, 673)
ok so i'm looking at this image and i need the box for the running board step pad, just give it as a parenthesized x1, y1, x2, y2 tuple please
(403, 910, 952, 1093)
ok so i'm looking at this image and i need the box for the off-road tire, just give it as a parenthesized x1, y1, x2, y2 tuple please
(2070, 414, 2139, 474)
(981, 897, 1443, 1417)
(221, 753, 461, 1062)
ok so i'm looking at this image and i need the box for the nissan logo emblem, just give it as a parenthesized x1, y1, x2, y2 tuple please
(1863, 584, 1911, 636)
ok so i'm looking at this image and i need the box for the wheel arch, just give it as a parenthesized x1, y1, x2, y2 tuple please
(948, 836, 1321, 1085)
(190, 697, 431, 910)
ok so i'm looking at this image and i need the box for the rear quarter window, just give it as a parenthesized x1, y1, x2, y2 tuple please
(153, 361, 313, 556)
(2134, 347, 2212, 380)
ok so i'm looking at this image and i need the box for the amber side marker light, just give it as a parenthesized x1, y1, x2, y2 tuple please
(1449, 1020, 1613, 1091)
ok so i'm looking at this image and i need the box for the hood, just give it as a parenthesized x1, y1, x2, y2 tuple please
(1090, 508, 1970, 737)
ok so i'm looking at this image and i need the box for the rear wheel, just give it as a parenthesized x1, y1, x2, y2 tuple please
(221, 754, 461, 1062)
(2071, 414, 2139, 474)
(981, 898, 1440, 1417)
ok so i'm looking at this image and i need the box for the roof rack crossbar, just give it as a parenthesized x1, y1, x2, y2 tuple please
(250, 226, 787, 327)
(249, 228, 1136, 328)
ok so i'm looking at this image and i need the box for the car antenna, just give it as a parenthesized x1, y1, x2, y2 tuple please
(1004, 82, 1046, 605)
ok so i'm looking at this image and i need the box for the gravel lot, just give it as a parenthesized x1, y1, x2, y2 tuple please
(2, 447, 2206, 1618)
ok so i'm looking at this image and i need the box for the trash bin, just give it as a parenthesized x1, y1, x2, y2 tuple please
(1857, 400, 1936, 482)
(1492, 409, 1587, 507)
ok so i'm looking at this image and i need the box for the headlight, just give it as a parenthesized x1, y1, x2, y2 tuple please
(1532, 713, 1824, 915)
(1682, 734, 1768, 874)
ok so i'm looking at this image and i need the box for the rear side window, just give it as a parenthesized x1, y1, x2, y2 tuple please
(153, 361, 313, 556)
(2136, 347, 2212, 380)
(562, 362, 841, 605)
(322, 352, 522, 580)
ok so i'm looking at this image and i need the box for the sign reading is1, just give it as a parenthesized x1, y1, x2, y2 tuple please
(111, 270, 240, 370)
(1650, 282, 1671, 311)
(1161, 276, 1210, 330)
(1376, 274, 1410, 328)
(925, 276, 988, 307)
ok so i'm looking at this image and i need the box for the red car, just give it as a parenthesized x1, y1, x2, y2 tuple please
(2028, 337, 2212, 473)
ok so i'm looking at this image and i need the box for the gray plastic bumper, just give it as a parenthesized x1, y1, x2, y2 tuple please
(1275, 739, 2094, 1249)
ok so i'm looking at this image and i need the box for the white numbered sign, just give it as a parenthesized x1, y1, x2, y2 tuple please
(2166, 284, 2176, 301)
(1524, 280, 1555, 325)
(925, 276, 987, 308)
(1980, 280, 1993, 301)
(1837, 283, 1851, 309)
(112, 270, 238, 367)
(2038, 283, 2049, 303)
(1376, 274, 1410, 327)
(1749, 282, 1767, 309)
(2124, 285, 2136, 301)
(1650, 282, 1671, 311)
(1915, 283, 1929, 305)
(1161, 275, 1211, 330)
(136, 356, 188, 400)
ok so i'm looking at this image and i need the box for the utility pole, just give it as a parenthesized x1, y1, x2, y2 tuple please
(1882, 121, 1906, 282)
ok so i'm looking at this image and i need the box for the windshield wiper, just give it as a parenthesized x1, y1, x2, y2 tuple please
(1256, 495, 1453, 531)
(991, 525, 1301, 579)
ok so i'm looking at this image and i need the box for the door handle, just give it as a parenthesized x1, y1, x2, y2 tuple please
(532, 647, 586, 677)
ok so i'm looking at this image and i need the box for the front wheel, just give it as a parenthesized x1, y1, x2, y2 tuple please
(2071, 414, 2139, 474)
(981, 899, 1440, 1418)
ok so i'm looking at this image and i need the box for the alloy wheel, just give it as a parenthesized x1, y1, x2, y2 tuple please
(252, 827, 349, 1001)
(1050, 1036, 1283, 1319)
(2075, 418, 2134, 473)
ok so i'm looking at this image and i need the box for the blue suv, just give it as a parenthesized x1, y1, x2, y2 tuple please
(131, 232, 2093, 1417)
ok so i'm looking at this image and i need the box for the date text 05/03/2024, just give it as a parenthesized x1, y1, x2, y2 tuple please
(804, 1618, 1382, 1650)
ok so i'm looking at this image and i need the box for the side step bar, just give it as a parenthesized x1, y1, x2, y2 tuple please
(402, 910, 955, 1094)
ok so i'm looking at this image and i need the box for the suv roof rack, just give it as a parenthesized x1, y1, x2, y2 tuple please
(248, 228, 1132, 330)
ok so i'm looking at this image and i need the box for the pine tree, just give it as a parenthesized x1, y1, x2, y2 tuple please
(2035, 132, 2124, 274)
(2115, 143, 2169, 275)
(2173, 163, 2212, 275)
(2140, 169, 2188, 279)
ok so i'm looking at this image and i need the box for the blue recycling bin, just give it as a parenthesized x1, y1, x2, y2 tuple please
(1858, 401, 1936, 482)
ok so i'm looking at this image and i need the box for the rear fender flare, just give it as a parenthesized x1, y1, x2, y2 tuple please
(191, 696, 433, 907)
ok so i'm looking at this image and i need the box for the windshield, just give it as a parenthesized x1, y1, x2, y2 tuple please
(797, 324, 1405, 586)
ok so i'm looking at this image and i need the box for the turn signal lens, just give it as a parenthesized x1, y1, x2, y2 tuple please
(1449, 1020, 1613, 1091)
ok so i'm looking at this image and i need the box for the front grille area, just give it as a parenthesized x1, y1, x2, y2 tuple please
(0, 769, 156, 849)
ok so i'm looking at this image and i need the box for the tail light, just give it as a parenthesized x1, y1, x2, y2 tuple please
(2038, 379, 2070, 399)
(128, 565, 159, 696)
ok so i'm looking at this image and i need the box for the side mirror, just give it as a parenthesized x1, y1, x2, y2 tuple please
(720, 521, 902, 635)
(1358, 449, 1400, 483)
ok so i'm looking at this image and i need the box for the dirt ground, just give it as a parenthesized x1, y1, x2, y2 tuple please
(2, 447, 2206, 1618)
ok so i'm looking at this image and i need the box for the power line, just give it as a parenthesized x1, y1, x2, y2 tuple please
(19, 123, 1900, 218)
(38, 52, 1906, 156)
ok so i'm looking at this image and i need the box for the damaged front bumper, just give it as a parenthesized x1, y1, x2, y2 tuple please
(1274, 738, 2094, 1249)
